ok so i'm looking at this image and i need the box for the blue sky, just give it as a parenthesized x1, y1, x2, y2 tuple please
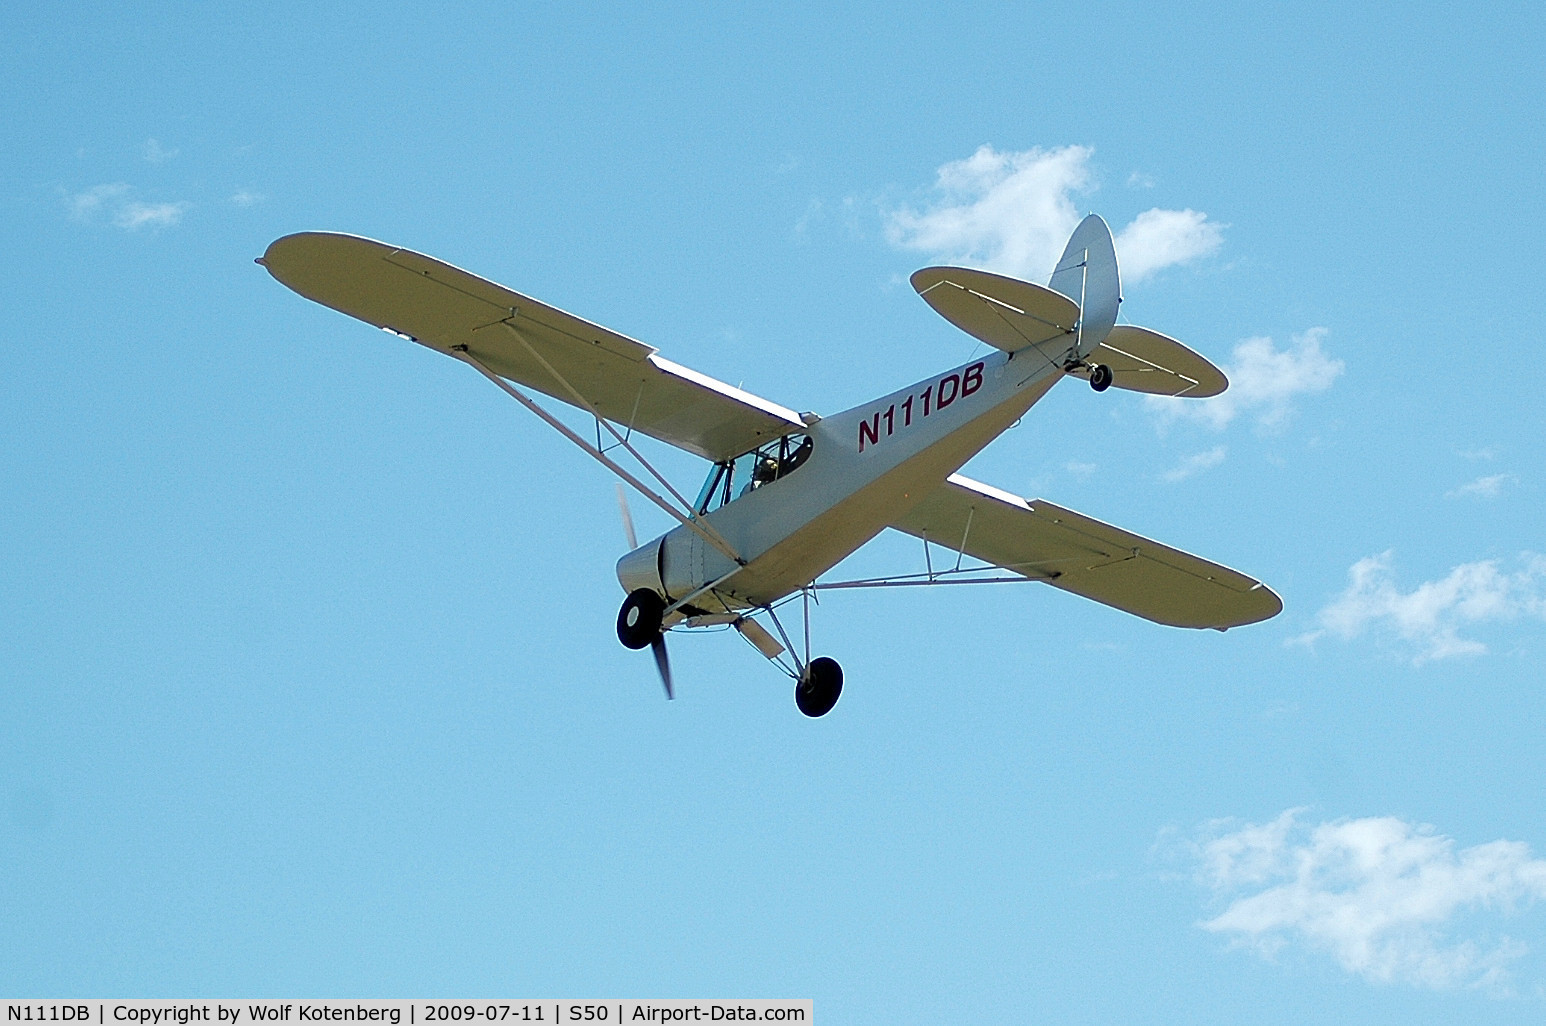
(4, 1, 1546, 1020)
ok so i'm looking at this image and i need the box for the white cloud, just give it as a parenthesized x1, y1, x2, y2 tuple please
(1447, 473, 1516, 500)
(64, 184, 188, 230)
(1115, 209, 1224, 283)
(66, 183, 130, 220)
(1147, 327, 1344, 431)
(1300, 550, 1546, 664)
(886, 145, 1090, 279)
(884, 144, 1223, 284)
(1197, 809, 1546, 990)
(142, 138, 177, 163)
(113, 201, 188, 230)
(230, 190, 264, 207)
(1163, 445, 1227, 482)
(1065, 460, 1097, 480)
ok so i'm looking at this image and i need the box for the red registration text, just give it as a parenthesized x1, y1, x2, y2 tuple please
(858, 362, 984, 452)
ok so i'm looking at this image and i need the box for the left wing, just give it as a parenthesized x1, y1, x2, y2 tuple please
(262, 232, 806, 461)
(890, 474, 1281, 629)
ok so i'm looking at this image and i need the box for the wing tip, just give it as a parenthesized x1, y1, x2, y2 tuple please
(1208, 582, 1284, 629)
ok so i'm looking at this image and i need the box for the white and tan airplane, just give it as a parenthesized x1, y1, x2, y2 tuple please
(261, 214, 1280, 716)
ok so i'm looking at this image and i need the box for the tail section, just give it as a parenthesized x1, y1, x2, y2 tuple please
(911, 214, 1141, 375)
(1048, 214, 1120, 359)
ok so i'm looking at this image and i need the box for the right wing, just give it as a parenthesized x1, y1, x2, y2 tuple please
(261, 232, 806, 461)
(891, 474, 1281, 629)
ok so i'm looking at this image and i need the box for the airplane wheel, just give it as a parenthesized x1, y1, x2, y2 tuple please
(617, 589, 665, 650)
(1089, 363, 1114, 392)
(795, 657, 843, 717)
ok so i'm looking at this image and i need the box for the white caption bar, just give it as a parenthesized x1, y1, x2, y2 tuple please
(3, 1003, 811, 1026)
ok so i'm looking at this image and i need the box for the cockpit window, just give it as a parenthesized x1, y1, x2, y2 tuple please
(694, 433, 813, 514)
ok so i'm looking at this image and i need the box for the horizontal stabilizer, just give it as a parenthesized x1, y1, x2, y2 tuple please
(891, 474, 1280, 629)
(911, 266, 1078, 353)
(1066, 325, 1228, 397)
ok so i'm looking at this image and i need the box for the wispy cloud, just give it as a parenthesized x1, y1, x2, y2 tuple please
(1147, 327, 1344, 431)
(113, 201, 188, 230)
(1065, 460, 1097, 480)
(230, 190, 264, 207)
(65, 184, 188, 230)
(1296, 550, 1546, 664)
(884, 145, 1224, 284)
(142, 138, 178, 163)
(66, 183, 130, 221)
(1447, 473, 1516, 500)
(1163, 445, 1227, 482)
(1195, 809, 1546, 990)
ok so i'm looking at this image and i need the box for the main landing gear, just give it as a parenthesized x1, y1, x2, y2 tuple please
(795, 656, 843, 718)
(615, 586, 845, 717)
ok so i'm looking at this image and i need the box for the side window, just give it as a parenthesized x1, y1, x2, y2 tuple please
(695, 433, 813, 514)
(693, 463, 728, 514)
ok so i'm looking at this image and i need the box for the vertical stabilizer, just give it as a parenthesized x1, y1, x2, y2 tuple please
(1048, 214, 1121, 359)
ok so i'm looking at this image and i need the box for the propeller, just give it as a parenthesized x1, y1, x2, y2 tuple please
(617, 482, 637, 550)
(651, 636, 674, 700)
(617, 484, 673, 700)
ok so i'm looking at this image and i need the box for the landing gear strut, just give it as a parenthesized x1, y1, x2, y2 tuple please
(753, 589, 844, 718)
(616, 588, 665, 649)
(795, 656, 844, 717)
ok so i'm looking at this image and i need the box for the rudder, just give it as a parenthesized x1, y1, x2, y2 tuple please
(1048, 214, 1121, 359)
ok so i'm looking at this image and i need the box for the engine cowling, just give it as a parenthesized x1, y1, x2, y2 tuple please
(615, 537, 666, 598)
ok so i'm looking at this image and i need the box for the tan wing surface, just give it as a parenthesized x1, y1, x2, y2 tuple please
(1064, 325, 1229, 397)
(910, 266, 1079, 352)
(891, 474, 1281, 629)
(261, 232, 805, 461)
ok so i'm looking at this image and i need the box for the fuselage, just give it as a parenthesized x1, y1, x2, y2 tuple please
(619, 342, 1075, 614)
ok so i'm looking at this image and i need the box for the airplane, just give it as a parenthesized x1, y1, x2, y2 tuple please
(260, 214, 1281, 717)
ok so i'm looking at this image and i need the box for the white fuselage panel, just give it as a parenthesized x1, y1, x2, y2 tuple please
(649, 345, 1069, 608)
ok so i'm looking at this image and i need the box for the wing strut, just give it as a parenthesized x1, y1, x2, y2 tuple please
(452, 346, 744, 566)
(495, 321, 703, 517)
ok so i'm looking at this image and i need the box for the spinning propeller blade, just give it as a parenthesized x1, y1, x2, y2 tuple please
(618, 483, 673, 700)
(651, 635, 674, 700)
(616, 483, 638, 550)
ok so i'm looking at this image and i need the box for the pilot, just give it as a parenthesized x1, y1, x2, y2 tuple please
(752, 455, 780, 487)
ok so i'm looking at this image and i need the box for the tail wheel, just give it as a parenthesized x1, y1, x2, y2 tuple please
(617, 588, 665, 650)
(1089, 363, 1114, 391)
(795, 657, 844, 717)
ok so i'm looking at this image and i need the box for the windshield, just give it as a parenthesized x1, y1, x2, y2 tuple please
(694, 433, 813, 514)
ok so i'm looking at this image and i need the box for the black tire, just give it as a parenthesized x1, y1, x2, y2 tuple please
(1089, 363, 1114, 392)
(617, 589, 665, 650)
(795, 656, 844, 717)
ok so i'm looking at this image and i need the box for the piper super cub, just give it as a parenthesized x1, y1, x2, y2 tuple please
(261, 214, 1281, 717)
